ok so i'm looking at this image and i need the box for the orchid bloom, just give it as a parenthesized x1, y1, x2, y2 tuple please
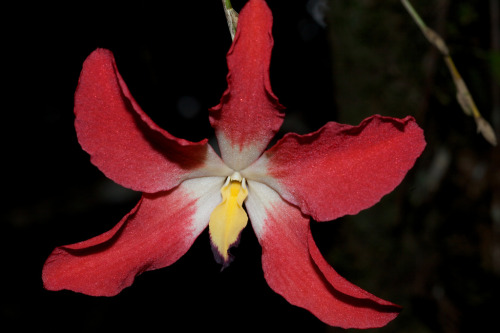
(42, 0, 425, 329)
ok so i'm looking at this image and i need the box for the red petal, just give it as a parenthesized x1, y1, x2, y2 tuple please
(247, 186, 400, 328)
(209, 0, 284, 170)
(75, 49, 230, 193)
(42, 177, 222, 296)
(244, 115, 425, 221)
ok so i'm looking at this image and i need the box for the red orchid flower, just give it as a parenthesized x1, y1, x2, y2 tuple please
(42, 0, 425, 329)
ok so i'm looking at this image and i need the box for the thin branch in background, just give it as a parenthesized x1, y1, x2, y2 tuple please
(222, 0, 239, 40)
(489, 0, 500, 275)
(401, 0, 498, 146)
(491, 0, 500, 131)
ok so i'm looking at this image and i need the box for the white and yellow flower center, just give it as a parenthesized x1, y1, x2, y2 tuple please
(209, 172, 249, 266)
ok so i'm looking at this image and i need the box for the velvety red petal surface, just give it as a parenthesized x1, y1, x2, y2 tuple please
(244, 115, 425, 221)
(246, 183, 400, 328)
(210, 0, 284, 170)
(42, 177, 222, 296)
(75, 49, 230, 193)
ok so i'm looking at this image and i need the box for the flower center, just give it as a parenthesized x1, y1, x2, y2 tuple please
(209, 172, 249, 267)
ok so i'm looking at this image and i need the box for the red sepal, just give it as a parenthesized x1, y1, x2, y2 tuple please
(75, 49, 228, 193)
(246, 115, 425, 221)
(42, 178, 219, 296)
(210, 0, 284, 170)
(255, 196, 400, 329)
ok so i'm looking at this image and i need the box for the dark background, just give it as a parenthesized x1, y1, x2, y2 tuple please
(4, 0, 499, 332)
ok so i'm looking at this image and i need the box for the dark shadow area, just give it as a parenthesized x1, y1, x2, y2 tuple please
(4, 0, 499, 332)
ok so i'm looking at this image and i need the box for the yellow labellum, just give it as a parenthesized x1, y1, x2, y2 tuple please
(209, 176, 248, 264)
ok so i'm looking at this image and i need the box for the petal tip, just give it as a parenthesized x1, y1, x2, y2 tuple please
(209, 233, 242, 271)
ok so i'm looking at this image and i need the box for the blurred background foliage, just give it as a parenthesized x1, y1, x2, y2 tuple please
(3, 0, 499, 332)
(324, 0, 500, 332)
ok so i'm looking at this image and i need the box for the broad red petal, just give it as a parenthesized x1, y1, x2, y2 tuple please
(243, 115, 425, 221)
(209, 0, 284, 170)
(42, 177, 223, 296)
(75, 49, 230, 193)
(245, 182, 400, 329)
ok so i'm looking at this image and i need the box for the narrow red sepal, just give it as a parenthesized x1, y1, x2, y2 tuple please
(210, 0, 285, 170)
(250, 115, 425, 221)
(256, 197, 400, 328)
(42, 183, 211, 296)
(75, 49, 226, 193)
